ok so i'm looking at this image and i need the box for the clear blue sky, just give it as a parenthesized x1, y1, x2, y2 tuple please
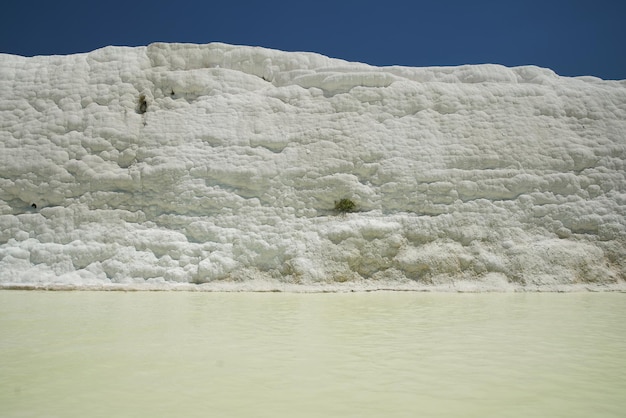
(2, 0, 625, 80)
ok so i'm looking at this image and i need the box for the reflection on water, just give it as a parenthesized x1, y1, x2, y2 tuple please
(1, 291, 625, 417)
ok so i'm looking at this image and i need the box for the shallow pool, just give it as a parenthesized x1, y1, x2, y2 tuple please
(1, 291, 625, 417)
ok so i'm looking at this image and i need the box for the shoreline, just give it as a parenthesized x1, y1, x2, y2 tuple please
(2, 280, 625, 293)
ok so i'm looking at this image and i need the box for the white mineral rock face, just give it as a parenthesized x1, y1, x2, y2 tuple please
(1, 43, 625, 291)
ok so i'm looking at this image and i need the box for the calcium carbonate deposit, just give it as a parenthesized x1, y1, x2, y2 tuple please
(1, 43, 625, 291)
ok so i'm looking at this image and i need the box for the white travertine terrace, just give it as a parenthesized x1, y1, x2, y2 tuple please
(1, 43, 624, 291)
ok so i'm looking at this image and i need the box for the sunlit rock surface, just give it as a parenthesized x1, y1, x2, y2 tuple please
(1, 43, 625, 291)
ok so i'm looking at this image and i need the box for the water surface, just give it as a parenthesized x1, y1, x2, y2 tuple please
(1, 291, 625, 417)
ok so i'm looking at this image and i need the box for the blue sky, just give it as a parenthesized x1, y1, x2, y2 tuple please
(2, 0, 625, 80)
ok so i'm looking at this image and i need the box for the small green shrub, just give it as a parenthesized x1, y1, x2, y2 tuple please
(334, 198, 356, 213)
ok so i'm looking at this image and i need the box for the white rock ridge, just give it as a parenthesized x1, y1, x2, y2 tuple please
(1, 42, 625, 291)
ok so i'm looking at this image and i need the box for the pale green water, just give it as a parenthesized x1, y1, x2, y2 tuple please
(1, 291, 625, 418)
